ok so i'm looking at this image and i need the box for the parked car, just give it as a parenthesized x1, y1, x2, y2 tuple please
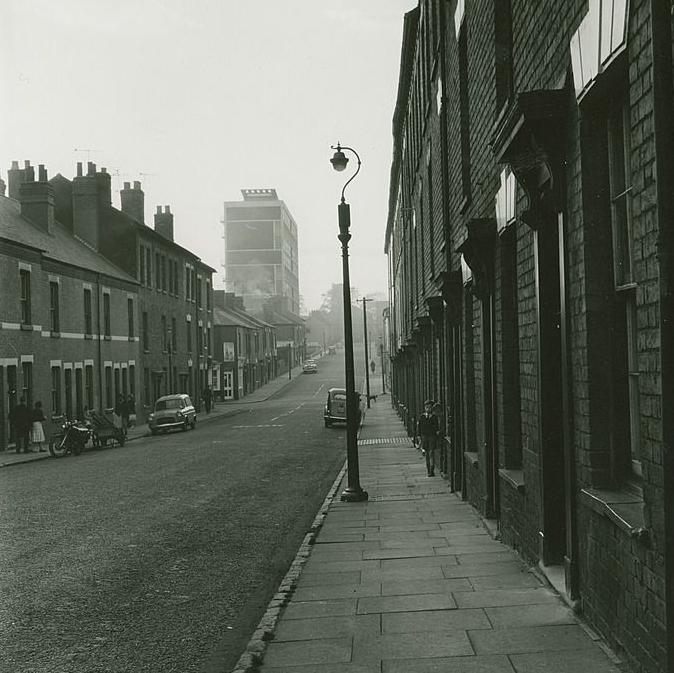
(303, 360, 318, 374)
(324, 388, 362, 427)
(148, 394, 197, 435)
(328, 346, 336, 355)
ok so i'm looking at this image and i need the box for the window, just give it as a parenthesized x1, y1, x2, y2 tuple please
(161, 315, 167, 352)
(171, 317, 177, 352)
(161, 255, 167, 291)
(50, 281, 60, 332)
(19, 269, 31, 325)
(85, 365, 94, 410)
(607, 100, 640, 478)
(143, 367, 150, 405)
(206, 280, 211, 310)
(186, 319, 192, 352)
(122, 368, 128, 396)
(127, 298, 134, 338)
(84, 288, 93, 336)
(129, 364, 136, 396)
(142, 311, 149, 351)
(146, 248, 152, 287)
(51, 367, 61, 415)
(65, 368, 73, 419)
(168, 259, 173, 295)
(174, 261, 180, 295)
(155, 252, 161, 288)
(197, 277, 202, 308)
(22, 362, 32, 407)
(103, 293, 111, 337)
(105, 366, 112, 409)
(114, 368, 120, 403)
(206, 327, 211, 355)
(139, 245, 145, 284)
(494, 0, 513, 113)
(457, 9, 471, 204)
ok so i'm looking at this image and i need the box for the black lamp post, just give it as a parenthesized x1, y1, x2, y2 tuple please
(167, 328, 173, 394)
(330, 142, 368, 502)
(380, 336, 386, 394)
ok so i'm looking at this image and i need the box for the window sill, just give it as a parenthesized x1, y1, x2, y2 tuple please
(499, 468, 525, 494)
(103, 335, 112, 341)
(464, 451, 479, 467)
(128, 336, 135, 342)
(579, 486, 646, 537)
(20, 323, 33, 331)
(50, 331, 61, 338)
(84, 333, 93, 340)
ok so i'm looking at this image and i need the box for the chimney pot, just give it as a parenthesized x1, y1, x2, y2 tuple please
(101, 167, 107, 174)
(123, 181, 131, 190)
(133, 180, 141, 190)
(87, 161, 96, 176)
(38, 165, 47, 182)
(165, 205, 171, 213)
(77, 162, 83, 177)
(24, 160, 30, 169)
(156, 205, 162, 214)
(11, 160, 19, 170)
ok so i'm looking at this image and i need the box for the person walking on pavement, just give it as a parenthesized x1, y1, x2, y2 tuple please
(30, 400, 46, 452)
(9, 396, 32, 454)
(202, 385, 212, 414)
(416, 399, 440, 477)
(126, 393, 136, 429)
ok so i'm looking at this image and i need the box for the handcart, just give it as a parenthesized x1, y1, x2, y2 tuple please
(88, 411, 126, 448)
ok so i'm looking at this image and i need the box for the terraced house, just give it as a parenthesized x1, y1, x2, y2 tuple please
(385, 2, 674, 671)
(0, 161, 139, 449)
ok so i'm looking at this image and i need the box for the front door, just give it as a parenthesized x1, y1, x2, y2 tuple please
(222, 371, 233, 400)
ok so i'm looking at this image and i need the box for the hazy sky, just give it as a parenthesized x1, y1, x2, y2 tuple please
(0, 0, 414, 312)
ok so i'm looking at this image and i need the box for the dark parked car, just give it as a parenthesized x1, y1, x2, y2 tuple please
(148, 394, 197, 434)
(324, 388, 362, 427)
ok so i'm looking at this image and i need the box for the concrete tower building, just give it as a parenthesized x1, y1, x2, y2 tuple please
(222, 189, 299, 315)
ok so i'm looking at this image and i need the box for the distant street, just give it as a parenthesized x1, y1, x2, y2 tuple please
(0, 353, 362, 673)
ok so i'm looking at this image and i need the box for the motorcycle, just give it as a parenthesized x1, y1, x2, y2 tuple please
(49, 419, 92, 457)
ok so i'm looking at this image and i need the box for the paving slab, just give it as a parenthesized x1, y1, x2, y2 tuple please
(282, 599, 357, 620)
(302, 559, 380, 575)
(382, 608, 491, 633)
(263, 665, 379, 673)
(485, 603, 578, 628)
(297, 571, 362, 587)
(441, 561, 526, 578)
(381, 577, 472, 596)
(263, 637, 352, 667)
(509, 648, 623, 672)
(468, 624, 595, 655)
(357, 592, 457, 614)
(352, 629, 475, 661)
(454, 587, 558, 609)
(292, 582, 381, 601)
(383, 654, 516, 673)
(274, 614, 379, 642)
(468, 572, 543, 590)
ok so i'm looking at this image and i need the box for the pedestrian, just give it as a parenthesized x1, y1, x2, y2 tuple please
(30, 401, 46, 452)
(126, 394, 136, 428)
(113, 395, 125, 434)
(370, 359, 376, 374)
(416, 399, 440, 477)
(120, 395, 130, 436)
(202, 385, 212, 414)
(9, 396, 32, 454)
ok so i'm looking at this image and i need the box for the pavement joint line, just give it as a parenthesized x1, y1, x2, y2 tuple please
(230, 457, 349, 673)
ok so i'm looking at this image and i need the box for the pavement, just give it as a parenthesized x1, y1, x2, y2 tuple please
(232, 384, 629, 673)
(0, 362, 308, 468)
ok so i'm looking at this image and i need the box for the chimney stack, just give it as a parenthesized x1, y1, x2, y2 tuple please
(0, 178, 6, 197)
(96, 166, 111, 215)
(154, 204, 174, 241)
(7, 160, 28, 200)
(72, 161, 100, 249)
(120, 180, 145, 223)
(20, 163, 55, 233)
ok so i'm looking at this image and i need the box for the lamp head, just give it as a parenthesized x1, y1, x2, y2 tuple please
(330, 144, 349, 172)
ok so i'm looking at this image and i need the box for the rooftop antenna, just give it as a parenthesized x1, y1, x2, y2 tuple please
(73, 148, 101, 161)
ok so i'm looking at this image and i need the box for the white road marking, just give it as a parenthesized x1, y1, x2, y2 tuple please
(312, 383, 325, 398)
(232, 424, 284, 428)
(270, 402, 305, 422)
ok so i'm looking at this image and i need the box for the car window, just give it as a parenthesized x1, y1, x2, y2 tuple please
(184, 397, 192, 407)
(334, 394, 346, 401)
(155, 398, 180, 411)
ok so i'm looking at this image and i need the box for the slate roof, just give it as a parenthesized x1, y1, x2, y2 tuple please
(213, 305, 274, 330)
(0, 195, 137, 284)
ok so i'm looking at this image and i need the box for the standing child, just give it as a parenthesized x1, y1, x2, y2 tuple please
(416, 399, 440, 477)
(31, 401, 46, 452)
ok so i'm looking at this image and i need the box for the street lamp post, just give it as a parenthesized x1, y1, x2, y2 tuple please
(380, 337, 386, 394)
(362, 297, 371, 409)
(288, 342, 292, 380)
(330, 142, 368, 502)
(167, 328, 173, 394)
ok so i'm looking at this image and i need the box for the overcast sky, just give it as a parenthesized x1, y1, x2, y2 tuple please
(0, 0, 414, 312)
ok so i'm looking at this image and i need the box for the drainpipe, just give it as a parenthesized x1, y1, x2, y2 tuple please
(96, 274, 104, 413)
(650, 1, 674, 667)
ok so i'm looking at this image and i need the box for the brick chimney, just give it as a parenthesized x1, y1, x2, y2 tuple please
(19, 164, 54, 233)
(154, 205, 174, 240)
(96, 166, 111, 215)
(0, 177, 6, 197)
(72, 161, 100, 249)
(120, 180, 144, 223)
(8, 160, 32, 200)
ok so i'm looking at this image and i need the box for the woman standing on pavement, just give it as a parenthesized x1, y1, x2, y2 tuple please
(30, 401, 46, 452)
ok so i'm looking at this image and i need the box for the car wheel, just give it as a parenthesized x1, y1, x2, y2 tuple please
(324, 419, 331, 428)
(150, 428, 158, 436)
(190, 418, 196, 429)
(182, 420, 188, 432)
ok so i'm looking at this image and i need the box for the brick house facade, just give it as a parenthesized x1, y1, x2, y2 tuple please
(385, 2, 674, 671)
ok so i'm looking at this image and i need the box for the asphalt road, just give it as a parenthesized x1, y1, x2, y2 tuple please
(0, 354, 359, 673)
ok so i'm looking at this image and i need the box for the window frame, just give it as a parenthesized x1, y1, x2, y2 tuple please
(19, 269, 31, 325)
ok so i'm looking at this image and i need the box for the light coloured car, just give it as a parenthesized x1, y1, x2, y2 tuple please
(148, 394, 197, 435)
(303, 360, 318, 374)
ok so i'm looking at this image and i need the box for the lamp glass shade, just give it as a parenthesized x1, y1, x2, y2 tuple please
(330, 150, 349, 172)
